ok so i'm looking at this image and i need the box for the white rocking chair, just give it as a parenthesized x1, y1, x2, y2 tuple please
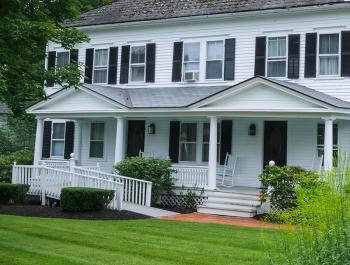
(220, 153, 238, 188)
(312, 151, 323, 172)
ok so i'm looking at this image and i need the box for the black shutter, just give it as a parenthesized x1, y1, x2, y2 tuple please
(288, 34, 300, 79)
(64, 121, 75, 159)
(224, 38, 236, 80)
(220, 120, 233, 165)
(70, 49, 79, 64)
(172, 42, 183, 82)
(42, 121, 52, 158)
(84, 48, 94, 84)
(108, 47, 118, 84)
(304, 33, 317, 78)
(146, 43, 156, 83)
(168, 121, 180, 163)
(254, 37, 266, 76)
(341, 31, 350, 77)
(46, 51, 56, 87)
(120, 45, 130, 84)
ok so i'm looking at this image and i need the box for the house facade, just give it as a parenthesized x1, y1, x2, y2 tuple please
(28, 0, 350, 195)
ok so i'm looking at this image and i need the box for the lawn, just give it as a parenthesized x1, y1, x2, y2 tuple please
(0, 214, 275, 265)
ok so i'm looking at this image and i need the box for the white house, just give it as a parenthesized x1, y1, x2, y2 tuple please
(25, 0, 350, 216)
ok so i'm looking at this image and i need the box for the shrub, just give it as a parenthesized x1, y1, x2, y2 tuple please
(115, 157, 173, 204)
(60, 187, 114, 212)
(259, 165, 319, 211)
(0, 149, 33, 183)
(0, 183, 30, 204)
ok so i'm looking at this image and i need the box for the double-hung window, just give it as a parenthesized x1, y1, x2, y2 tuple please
(202, 123, 221, 162)
(130, 46, 146, 82)
(317, 123, 338, 165)
(179, 123, 197, 162)
(183, 42, 200, 81)
(51, 123, 65, 157)
(89, 122, 105, 158)
(206, 41, 224, 79)
(267, 37, 287, 77)
(93, 49, 108, 83)
(318, 34, 340, 76)
(56, 51, 70, 67)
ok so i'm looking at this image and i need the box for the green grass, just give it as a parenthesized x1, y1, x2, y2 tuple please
(0, 215, 275, 265)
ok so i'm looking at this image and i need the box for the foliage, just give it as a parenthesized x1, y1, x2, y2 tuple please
(61, 187, 114, 212)
(0, 0, 89, 116)
(0, 183, 29, 204)
(115, 157, 174, 204)
(0, 150, 33, 183)
(177, 186, 205, 209)
(259, 165, 319, 211)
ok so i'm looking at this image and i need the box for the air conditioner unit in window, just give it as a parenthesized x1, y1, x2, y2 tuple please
(184, 71, 199, 82)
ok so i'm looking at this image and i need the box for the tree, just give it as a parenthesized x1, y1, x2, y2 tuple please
(0, 0, 89, 116)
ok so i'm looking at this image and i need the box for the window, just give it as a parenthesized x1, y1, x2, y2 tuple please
(89, 122, 105, 158)
(56, 52, 70, 67)
(206, 41, 224, 79)
(319, 34, 340, 76)
(183, 42, 200, 81)
(93, 49, 108, 83)
(130, 46, 146, 82)
(51, 123, 65, 157)
(202, 123, 221, 162)
(179, 123, 197, 161)
(317, 124, 338, 165)
(267, 37, 287, 77)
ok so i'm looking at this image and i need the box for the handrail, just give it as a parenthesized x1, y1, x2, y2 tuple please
(170, 165, 209, 187)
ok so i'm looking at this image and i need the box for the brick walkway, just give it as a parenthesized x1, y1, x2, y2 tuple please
(159, 213, 283, 229)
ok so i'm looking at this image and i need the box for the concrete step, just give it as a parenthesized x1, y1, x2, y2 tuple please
(205, 191, 259, 201)
(207, 197, 261, 207)
(197, 206, 256, 218)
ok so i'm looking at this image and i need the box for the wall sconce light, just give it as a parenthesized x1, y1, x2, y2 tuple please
(148, 123, 156, 134)
(248, 124, 256, 136)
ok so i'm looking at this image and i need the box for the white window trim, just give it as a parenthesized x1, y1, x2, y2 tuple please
(179, 122, 198, 163)
(88, 122, 106, 160)
(92, 48, 109, 84)
(265, 36, 288, 78)
(50, 122, 66, 159)
(129, 44, 147, 83)
(182, 42, 201, 82)
(316, 32, 341, 78)
(205, 40, 225, 81)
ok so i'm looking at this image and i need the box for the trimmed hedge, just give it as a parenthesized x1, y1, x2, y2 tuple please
(0, 183, 30, 204)
(60, 187, 114, 212)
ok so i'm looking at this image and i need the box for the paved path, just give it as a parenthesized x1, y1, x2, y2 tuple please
(123, 203, 179, 218)
(159, 213, 283, 229)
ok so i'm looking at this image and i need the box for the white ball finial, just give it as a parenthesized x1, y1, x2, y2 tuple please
(269, 160, 275, 166)
(70, 153, 75, 159)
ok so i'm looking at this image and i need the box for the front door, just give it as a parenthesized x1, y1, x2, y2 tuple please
(264, 121, 287, 167)
(127, 120, 145, 157)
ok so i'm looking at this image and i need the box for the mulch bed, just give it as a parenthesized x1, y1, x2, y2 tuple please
(0, 205, 149, 220)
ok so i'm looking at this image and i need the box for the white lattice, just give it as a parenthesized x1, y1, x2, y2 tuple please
(159, 193, 207, 209)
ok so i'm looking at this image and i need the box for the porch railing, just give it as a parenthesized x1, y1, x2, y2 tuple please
(170, 165, 208, 188)
(38, 160, 70, 171)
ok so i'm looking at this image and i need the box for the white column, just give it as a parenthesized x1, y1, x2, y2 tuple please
(115, 117, 125, 164)
(208, 116, 218, 189)
(323, 118, 334, 170)
(73, 120, 81, 164)
(33, 117, 44, 166)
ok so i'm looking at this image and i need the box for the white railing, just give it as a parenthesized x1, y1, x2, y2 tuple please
(38, 160, 70, 171)
(12, 165, 123, 210)
(170, 165, 209, 188)
(72, 167, 152, 206)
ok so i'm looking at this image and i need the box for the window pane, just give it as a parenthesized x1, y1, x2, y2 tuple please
(180, 123, 197, 142)
(131, 46, 145, 64)
(267, 61, 286, 77)
(52, 141, 64, 156)
(320, 56, 339, 75)
(91, 123, 104, 140)
(57, 52, 69, 66)
(268, 37, 286, 57)
(131, 65, 145, 81)
(90, 142, 104, 158)
(94, 49, 108, 66)
(206, 61, 223, 79)
(180, 143, 196, 161)
(52, 123, 65, 139)
(203, 123, 210, 142)
(202, 143, 209, 162)
(93, 69, 107, 83)
(207, 41, 223, 60)
(319, 34, 339, 54)
(184, 43, 200, 62)
(184, 62, 199, 71)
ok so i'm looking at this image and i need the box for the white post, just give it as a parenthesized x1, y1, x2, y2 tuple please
(115, 117, 125, 164)
(69, 153, 76, 172)
(208, 116, 218, 190)
(40, 168, 46, 206)
(73, 120, 81, 164)
(34, 117, 44, 166)
(323, 118, 334, 170)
